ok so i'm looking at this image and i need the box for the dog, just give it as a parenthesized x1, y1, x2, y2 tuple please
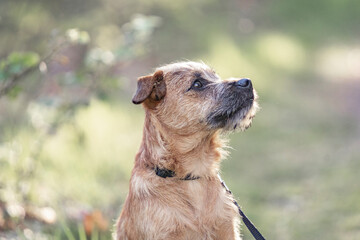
(116, 61, 259, 240)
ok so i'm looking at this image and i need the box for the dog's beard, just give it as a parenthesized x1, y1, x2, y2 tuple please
(206, 89, 259, 131)
(207, 101, 257, 131)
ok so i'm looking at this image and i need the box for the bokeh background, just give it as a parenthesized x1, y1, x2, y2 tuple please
(0, 0, 360, 239)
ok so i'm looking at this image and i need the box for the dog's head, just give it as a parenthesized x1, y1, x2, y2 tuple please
(132, 61, 259, 133)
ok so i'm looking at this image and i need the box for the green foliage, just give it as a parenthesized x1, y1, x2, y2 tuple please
(0, 52, 39, 81)
(62, 223, 76, 240)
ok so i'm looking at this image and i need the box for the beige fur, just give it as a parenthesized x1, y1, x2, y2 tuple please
(116, 62, 258, 240)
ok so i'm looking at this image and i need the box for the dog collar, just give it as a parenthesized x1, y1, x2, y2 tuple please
(154, 166, 200, 180)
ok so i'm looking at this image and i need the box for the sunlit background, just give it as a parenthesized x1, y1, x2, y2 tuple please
(0, 0, 359, 239)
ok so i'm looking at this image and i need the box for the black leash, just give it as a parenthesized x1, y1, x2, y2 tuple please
(218, 174, 266, 240)
(154, 166, 266, 240)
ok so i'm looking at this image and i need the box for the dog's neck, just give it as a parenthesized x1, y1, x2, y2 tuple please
(136, 111, 226, 178)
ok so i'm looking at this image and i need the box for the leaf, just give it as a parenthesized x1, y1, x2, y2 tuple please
(0, 52, 40, 77)
(62, 222, 76, 240)
(9, 64, 23, 75)
(91, 228, 99, 240)
(7, 86, 22, 99)
(83, 210, 108, 235)
(0, 71, 7, 82)
(7, 52, 40, 68)
(78, 223, 87, 240)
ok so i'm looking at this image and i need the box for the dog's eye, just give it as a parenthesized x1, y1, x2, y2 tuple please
(192, 80, 203, 89)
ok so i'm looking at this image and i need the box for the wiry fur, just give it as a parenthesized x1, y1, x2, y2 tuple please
(116, 61, 259, 240)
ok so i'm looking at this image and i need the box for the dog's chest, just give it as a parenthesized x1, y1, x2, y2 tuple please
(177, 180, 232, 223)
(166, 180, 236, 237)
(125, 175, 238, 239)
(186, 181, 215, 213)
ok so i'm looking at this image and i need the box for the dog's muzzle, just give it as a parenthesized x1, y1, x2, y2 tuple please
(206, 79, 255, 129)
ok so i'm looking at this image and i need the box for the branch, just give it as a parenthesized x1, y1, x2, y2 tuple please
(0, 43, 65, 98)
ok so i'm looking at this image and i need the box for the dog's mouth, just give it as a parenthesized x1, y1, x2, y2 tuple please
(206, 97, 255, 130)
(212, 99, 253, 121)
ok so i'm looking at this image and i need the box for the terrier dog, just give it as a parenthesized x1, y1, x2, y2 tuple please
(116, 61, 259, 240)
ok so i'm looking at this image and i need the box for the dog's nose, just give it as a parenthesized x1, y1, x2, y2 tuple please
(235, 78, 252, 88)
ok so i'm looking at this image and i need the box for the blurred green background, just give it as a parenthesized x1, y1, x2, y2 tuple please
(0, 0, 360, 239)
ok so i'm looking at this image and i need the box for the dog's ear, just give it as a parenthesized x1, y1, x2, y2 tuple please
(132, 70, 166, 105)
